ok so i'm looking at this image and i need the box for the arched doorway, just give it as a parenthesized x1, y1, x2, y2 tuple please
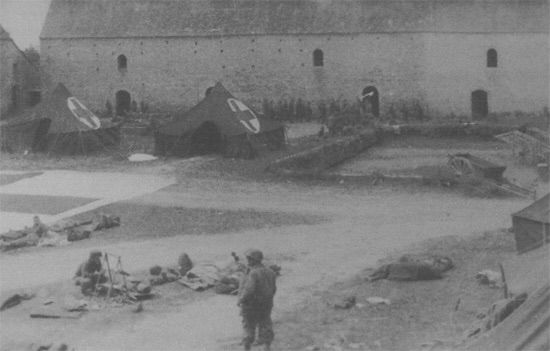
(115, 90, 131, 116)
(189, 121, 223, 155)
(361, 86, 379, 118)
(471, 90, 488, 120)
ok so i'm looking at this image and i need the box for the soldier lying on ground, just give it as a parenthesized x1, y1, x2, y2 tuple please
(74, 250, 107, 295)
(0, 216, 50, 251)
(368, 254, 454, 281)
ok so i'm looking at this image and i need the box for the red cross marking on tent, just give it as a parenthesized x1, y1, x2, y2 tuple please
(67, 97, 101, 130)
(226, 98, 260, 134)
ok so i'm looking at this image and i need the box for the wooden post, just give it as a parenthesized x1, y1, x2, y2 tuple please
(118, 256, 127, 290)
(499, 263, 508, 299)
(104, 253, 114, 297)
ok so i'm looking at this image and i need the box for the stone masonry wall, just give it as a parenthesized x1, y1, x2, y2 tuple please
(0, 40, 23, 118)
(40, 31, 549, 118)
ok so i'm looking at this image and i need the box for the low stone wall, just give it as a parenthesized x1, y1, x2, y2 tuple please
(266, 129, 378, 177)
(378, 122, 515, 139)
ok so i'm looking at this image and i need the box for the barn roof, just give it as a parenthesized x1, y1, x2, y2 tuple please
(0, 24, 12, 40)
(41, 0, 549, 40)
(512, 194, 550, 224)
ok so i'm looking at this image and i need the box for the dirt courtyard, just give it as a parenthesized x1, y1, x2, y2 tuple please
(0, 132, 541, 351)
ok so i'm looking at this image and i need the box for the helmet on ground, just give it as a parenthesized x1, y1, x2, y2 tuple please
(245, 249, 263, 262)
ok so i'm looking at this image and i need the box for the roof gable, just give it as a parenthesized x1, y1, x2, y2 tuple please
(41, 0, 549, 39)
(0, 24, 11, 40)
(513, 194, 550, 224)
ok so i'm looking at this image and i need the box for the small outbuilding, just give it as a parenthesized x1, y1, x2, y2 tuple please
(511, 194, 550, 254)
(154, 83, 285, 159)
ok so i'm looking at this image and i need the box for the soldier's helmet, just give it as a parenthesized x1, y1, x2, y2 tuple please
(90, 250, 102, 258)
(245, 249, 263, 262)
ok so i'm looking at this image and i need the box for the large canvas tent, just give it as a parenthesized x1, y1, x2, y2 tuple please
(512, 194, 550, 253)
(465, 283, 550, 351)
(154, 83, 285, 158)
(0, 116, 49, 153)
(0, 83, 120, 154)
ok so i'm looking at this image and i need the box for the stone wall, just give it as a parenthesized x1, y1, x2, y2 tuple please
(0, 39, 23, 118)
(266, 130, 378, 177)
(39, 0, 549, 119)
(0, 41, 41, 119)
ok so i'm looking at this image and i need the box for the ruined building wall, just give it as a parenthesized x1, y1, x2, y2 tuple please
(0, 38, 24, 118)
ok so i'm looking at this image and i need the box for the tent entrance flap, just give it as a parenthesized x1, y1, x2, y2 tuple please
(189, 122, 223, 155)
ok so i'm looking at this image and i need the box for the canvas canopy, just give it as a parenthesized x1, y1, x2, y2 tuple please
(1, 83, 120, 154)
(465, 283, 549, 351)
(0, 116, 49, 153)
(512, 194, 550, 253)
(155, 83, 285, 158)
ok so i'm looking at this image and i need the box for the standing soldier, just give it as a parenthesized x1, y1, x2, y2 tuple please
(238, 249, 277, 351)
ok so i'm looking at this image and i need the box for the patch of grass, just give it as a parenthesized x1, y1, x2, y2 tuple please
(0, 172, 42, 185)
(171, 135, 327, 182)
(71, 203, 327, 243)
(380, 135, 506, 150)
(0, 133, 154, 171)
(274, 230, 517, 351)
(0, 194, 98, 215)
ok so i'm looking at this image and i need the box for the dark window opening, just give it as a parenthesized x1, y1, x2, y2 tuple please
(115, 90, 131, 116)
(313, 49, 324, 67)
(27, 91, 41, 106)
(11, 85, 18, 109)
(117, 55, 127, 71)
(361, 86, 380, 117)
(487, 49, 497, 67)
(471, 90, 488, 119)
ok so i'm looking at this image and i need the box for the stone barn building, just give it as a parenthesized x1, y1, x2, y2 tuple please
(40, 0, 549, 118)
(0, 25, 41, 119)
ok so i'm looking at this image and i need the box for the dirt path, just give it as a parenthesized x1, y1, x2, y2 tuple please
(0, 176, 529, 351)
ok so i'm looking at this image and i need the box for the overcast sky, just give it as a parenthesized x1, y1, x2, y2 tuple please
(0, 0, 51, 49)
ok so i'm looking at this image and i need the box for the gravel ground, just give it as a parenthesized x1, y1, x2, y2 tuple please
(0, 131, 539, 351)
(275, 229, 519, 351)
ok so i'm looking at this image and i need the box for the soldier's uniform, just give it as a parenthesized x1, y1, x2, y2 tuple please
(238, 249, 277, 351)
(32, 216, 49, 238)
(74, 250, 106, 294)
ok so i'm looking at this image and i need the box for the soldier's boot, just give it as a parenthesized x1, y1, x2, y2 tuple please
(243, 341, 252, 351)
